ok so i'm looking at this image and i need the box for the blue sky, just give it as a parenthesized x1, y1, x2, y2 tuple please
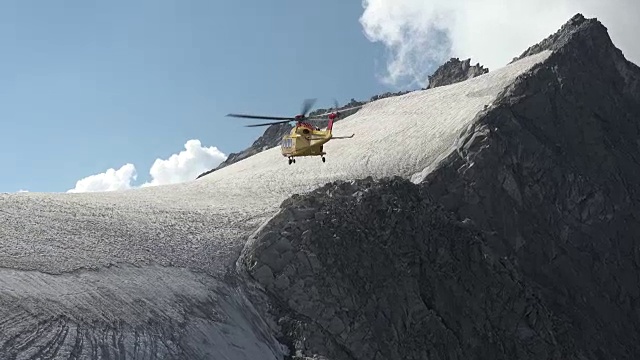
(0, 0, 404, 193)
(2, 1, 637, 193)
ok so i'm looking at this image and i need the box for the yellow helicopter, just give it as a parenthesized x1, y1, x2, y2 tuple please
(227, 99, 361, 164)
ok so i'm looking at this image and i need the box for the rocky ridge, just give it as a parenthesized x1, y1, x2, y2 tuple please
(425, 58, 489, 89)
(240, 13, 640, 360)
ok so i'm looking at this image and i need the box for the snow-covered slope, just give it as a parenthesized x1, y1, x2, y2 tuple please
(0, 50, 551, 358)
(0, 50, 550, 276)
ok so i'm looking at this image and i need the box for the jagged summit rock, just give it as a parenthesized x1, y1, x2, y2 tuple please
(510, 12, 640, 96)
(512, 13, 594, 61)
(425, 57, 489, 89)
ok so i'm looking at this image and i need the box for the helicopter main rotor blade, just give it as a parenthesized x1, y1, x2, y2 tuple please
(303, 118, 333, 122)
(227, 113, 295, 121)
(244, 119, 293, 127)
(300, 98, 317, 117)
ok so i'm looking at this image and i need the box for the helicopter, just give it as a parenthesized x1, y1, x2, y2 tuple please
(226, 99, 362, 164)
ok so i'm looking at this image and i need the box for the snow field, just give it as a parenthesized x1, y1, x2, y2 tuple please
(0, 50, 551, 276)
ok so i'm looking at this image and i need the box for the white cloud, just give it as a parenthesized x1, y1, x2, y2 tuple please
(359, 0, 640, 88)
(67, 139, 227, 193)
(68, 163, 137, 193)
(140, 139, 227, 187)
(17, 189, 29, 193)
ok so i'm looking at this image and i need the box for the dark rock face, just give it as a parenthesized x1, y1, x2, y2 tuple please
(422, 13, 640, 359)
(242, 13, 640, 360)
(240, 178, 572, 359)
(426, 58, 489, 89)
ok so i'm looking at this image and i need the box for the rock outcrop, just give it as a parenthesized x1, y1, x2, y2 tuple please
(241, 13, 640, 359)
(426, 58, 489, 89)
(240, 178, 570, 359)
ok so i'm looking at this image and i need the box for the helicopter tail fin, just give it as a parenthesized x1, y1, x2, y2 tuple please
(327, 112, 338, 134)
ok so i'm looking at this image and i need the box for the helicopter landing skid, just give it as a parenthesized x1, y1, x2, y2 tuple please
(287, 155, 326, 164)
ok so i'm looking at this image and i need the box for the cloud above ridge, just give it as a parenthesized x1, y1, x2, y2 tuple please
(141, 139, 226, 188)
(68, 163, 137, 193)
(359, 0, 640, 88)
(68, 139, 226, 193)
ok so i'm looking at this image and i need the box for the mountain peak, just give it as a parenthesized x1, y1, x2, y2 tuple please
(425, 57, 489, 89)
(511, 13, 609, 63)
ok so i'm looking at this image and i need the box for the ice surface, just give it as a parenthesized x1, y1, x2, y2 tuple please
(0, 265, 286, 358)
(0, 50, 551, 357)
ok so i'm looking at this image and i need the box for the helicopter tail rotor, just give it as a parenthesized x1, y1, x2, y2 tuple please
(332, 98, 340, 117)
(300, 98, 317, 118)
